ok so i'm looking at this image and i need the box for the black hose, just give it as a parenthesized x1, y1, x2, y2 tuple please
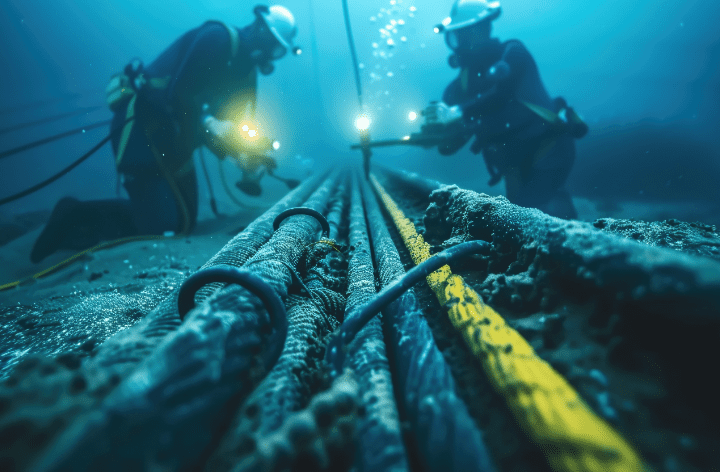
(325, 239, 490, 376)
(0, 117, 133, 206)
(0, 93, 84, 116)
(0, 119, 112, 160)
(0, 105, 105, 136)
(272, 207, 330, 237)
(176, 265, 288, 370)
(199, 148, 219, 216)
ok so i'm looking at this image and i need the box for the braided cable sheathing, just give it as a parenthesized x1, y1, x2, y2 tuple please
(31, 173, 340, 471)
(343, 173, 409, 471)
(361, 177, 496, 472)
(89, 171, 328, 371)
(205, 177, 351, 471)
(370, 175, 647, 472)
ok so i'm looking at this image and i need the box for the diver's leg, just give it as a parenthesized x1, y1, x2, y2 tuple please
(542, 187, 577, 220)
(122, 173, 181, 235)
(511, 136, 577, 219)
(31, 197, 138, 263)
(514, 167, 577, 219)
(122, 162, 199, 235)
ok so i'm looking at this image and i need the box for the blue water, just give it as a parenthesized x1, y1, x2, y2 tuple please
(1, 0, 719, 223)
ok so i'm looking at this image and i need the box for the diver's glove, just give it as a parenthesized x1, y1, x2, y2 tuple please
(423, 101, 463, 126)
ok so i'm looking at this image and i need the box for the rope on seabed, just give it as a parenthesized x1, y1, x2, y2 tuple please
(370, 174, 648, 472)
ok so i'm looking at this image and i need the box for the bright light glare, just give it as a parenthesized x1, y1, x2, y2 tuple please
(273, 140, 280, 150)
(408, 111, 418, 121)
(296, 48, 302, 55)
(402, 135, 410, 140)
(242, 124, 249, 131)
(248, 129, 257, 137)
(433, 27, 441, 34)
(442, 17, 452, 26)
(355, 114, 371, 131)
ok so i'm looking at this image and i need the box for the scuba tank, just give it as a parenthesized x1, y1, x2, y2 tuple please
(105, 59, 144, 112)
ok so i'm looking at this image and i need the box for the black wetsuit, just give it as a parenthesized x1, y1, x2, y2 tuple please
(32, 21, 258, 263)
(443, 38, 577, 219)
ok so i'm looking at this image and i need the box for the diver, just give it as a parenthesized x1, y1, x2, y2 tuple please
(423, 0, 587, 219)
(31, 5, 300, 263)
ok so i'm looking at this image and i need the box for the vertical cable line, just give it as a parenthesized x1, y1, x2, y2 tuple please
(341, 0, 364, 109)
(341, 0, 373, 176)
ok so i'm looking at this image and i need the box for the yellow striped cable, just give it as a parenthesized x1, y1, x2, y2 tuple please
(0, 234, 177, 292)
(370, 175, 648, 472)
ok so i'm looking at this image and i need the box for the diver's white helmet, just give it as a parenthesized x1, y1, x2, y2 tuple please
(254, 5, 300, 55)
(435, 0, 501, 33)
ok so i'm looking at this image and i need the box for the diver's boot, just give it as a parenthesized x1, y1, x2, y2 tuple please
(31, 198, 137, 263)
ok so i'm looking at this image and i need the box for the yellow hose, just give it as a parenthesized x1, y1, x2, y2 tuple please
(370, 174, 648, 472)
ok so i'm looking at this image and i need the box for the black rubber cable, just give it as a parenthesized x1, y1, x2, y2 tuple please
(198, 148, 219, 217)
(272, 207, 330, 237)
(0, 119, 112, 160)
(0, 105, 105, 136)
(177, 265, 288, 370)
(0, 117, 133, 206)
(325, 239, 490, 376)
(341, 0, 363, 108)
(0, 93, 83, 116)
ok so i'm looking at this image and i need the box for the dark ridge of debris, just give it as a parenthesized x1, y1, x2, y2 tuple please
(592, 217, 720, 260)
(420, 184, 720, 472)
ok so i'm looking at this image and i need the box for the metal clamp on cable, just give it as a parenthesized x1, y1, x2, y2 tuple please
(325, 240, 489, 377)
(273, 207, 330, 237)
(177, 265, 288, 369)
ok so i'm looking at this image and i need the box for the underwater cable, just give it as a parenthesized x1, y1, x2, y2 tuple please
(341, 0, 373, 177)
(198, 147, 219, 217)
(0, 117, 133, 206)
(325, 239, 489, 376)
(370, 174, 648, 472)
(0, 93, 84, 116)
(0, 118, 112, 160)
(0, 233, 178, 292)
(0, 105, 105, 136)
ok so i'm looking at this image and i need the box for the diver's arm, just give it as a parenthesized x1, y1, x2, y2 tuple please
(427, 82, 473, 155)
(459, 41, 527, 118)
(202, 113, 235, 159)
